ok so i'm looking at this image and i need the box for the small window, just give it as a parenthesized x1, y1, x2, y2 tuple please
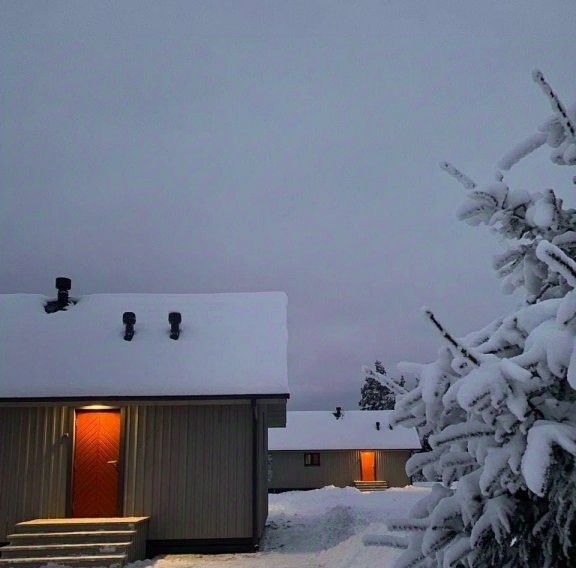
(304, 452, 320, 467)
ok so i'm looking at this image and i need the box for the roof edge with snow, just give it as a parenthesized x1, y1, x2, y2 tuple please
(269, 410, 421, 451)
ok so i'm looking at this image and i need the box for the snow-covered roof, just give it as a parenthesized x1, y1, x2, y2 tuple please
(0, 292, 288, 399)
(269, 410, 421, 451)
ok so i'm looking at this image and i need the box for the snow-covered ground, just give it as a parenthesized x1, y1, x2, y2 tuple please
(129, 485, 430, 568)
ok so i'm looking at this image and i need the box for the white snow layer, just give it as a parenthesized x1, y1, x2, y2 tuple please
(0, 292, 288, 398)
(269, 410, 421, 450)
(124, 485, 431, 568)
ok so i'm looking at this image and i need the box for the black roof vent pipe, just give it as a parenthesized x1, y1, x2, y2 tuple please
(45, 277, 74, 313)
(376, 421, 381, 431)
(333, 406, 343, 420)
(56, 277, 72, 309)
(123, 312, 136, 341)
(169, 312, 182, 340)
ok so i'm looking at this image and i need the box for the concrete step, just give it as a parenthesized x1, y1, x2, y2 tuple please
(7, 531, 136, 546)
(0, 555, 126, 567)
(1, 542, 132, 559)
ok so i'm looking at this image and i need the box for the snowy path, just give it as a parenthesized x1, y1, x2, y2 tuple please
(129, 485, 430, 568)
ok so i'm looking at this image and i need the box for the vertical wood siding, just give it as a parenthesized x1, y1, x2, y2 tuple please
(0, 403, 266, 543)
(269, 450, 412, 489)
(123, 404, 253, 540)
(0, 407, 70, 541)
(376, 450, 412, 486)
(269, 450, 359, 489)
(256, 405, 268, 538)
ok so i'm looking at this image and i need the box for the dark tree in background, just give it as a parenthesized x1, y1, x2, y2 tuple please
(359, 361, 399, 410)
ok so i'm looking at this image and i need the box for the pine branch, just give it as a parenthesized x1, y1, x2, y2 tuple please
(424, 309, 480, 366)
(527, 282, 552, 305)
(532, 69, 576, 139)
(440, 161, 477, 189)
(536, 241, 576, 288)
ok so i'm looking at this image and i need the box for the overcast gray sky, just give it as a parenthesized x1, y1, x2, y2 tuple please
(1, 1, 575, 409)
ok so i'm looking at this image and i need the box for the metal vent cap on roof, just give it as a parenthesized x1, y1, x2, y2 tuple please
(45, 276, 74, 313)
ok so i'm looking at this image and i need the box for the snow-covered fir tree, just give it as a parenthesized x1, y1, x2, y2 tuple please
(371, 71, 576, 567)
(359, 361, 397, 410)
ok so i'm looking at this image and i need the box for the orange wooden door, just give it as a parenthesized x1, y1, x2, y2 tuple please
(72, 410, 121, 517)
(360, 451, 376, 481)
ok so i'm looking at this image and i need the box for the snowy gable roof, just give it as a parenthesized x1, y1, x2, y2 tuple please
(0, 292, 288, 399)
(268, 410, 421, 451)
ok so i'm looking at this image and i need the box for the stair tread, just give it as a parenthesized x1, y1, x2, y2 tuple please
(8, 531, 135, 539)
(354, 480, 389, 492)
(0, 555, 126, 562)
(3, 542, 131, 550)
(16, 518, 147, 526)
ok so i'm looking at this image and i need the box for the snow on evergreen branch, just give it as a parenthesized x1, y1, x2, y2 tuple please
(429, 422, 494, 448)
(387, 518, 429, 532)
(440, 162, 477, 189)
(424, 308, 480, 366)
(442, 537, 472, 568)
(521, 421, 576, 496)
(393, 549, 429, 568)
(470, 495, 515, 546)
(363, 534, 408, 548)
(498, 132, 547, 171)
(532, 69, 576, 139)
(536, 240, 576, 288)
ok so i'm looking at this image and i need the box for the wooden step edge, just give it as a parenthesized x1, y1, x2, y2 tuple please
(16, 517, 148, 527)
(2, 542, 132, 551)
(8, 531, 136, 539)
(0, 554, 127, 563)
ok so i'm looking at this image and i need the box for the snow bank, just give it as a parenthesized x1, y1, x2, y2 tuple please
(126, 485, 431, 568)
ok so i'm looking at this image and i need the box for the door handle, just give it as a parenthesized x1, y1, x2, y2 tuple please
(107, 460, 118, 465)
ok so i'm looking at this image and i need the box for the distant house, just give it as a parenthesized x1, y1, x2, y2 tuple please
(268, 410, 420, 492)
(0, 279, 289, 565)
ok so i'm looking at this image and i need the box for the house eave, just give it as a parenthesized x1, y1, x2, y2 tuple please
(0, 393, 290, 407)
(269, 446, 420, 452)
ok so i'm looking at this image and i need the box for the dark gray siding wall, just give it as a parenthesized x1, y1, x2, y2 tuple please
(123, 404, 253, 540)
(0, 407, 70, 541)
(256, 405, 268, 539)
(0, 403, 264, 543)
(269, 450, 412, 490)
(270, 450, 358, 489)
(376, 450, 413, 487)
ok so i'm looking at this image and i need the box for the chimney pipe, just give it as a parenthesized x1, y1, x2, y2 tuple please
(376, 421, 381, 431)
(55, 277, 71, 309)
(169, 312, 182, 340)
(333, 406, 343, 420)
(123, 312, 136, 341)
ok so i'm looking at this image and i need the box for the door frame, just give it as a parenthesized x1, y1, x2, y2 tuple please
(359, 450, 377, 481)
(66, 406, 126, 517)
